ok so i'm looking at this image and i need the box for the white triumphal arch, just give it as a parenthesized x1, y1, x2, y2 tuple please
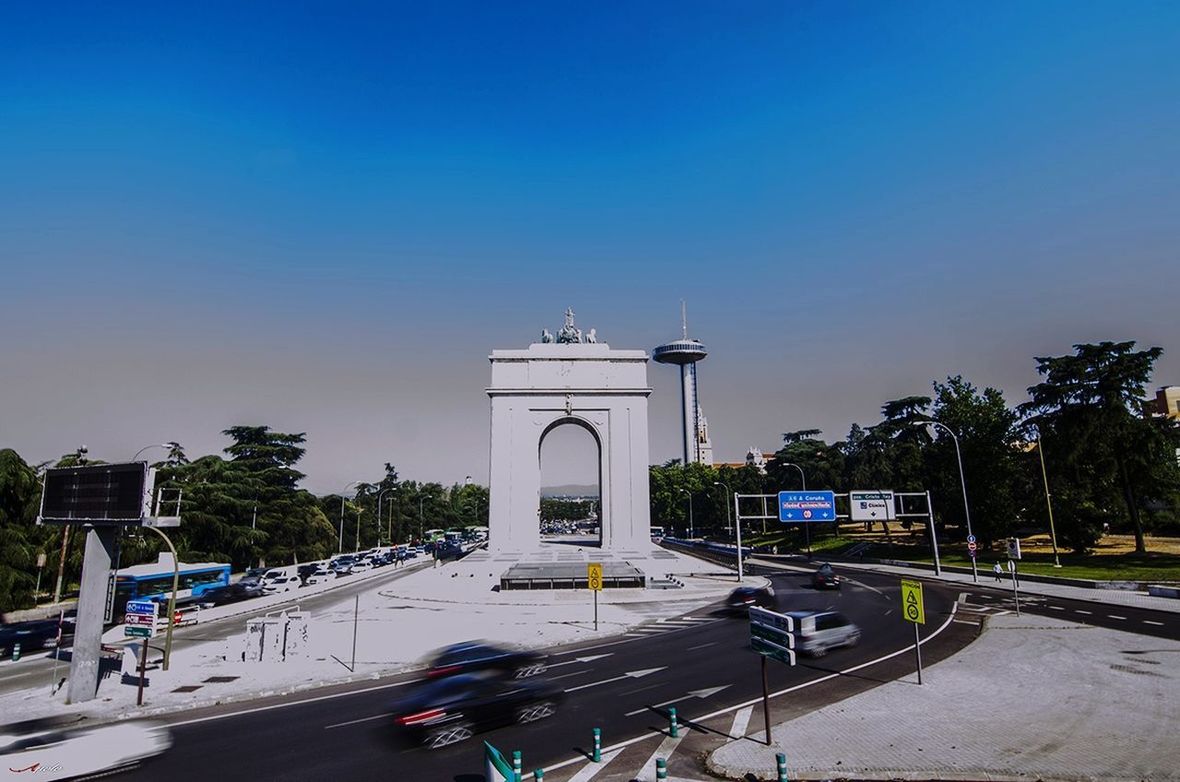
(486, 310, 652, 553)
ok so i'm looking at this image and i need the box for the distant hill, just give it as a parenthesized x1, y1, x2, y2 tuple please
(541, 484, 599, 498)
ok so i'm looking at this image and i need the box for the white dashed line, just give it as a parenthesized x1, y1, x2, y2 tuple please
(1075, 610, 1092, 615)
(1144, 620, 1165, 626)
(1048, 605, 1066, 611)
(1108, 615, 1127, 620)
(729, 705, 753, 738)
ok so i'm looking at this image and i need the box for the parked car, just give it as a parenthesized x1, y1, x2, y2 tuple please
(303, 569, 335, 586)
(425, 641, 548, 680)
(262, 575, 301, 594)
(391, 674, 562, 749)
(200, 582, 263, 606)
(786, 610, 860, 657)
(725, 585, 776, 612)
(351, 560, 374, 574)
(811, 563, 842, 590)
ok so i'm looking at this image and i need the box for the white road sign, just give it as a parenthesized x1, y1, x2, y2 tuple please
(849, 490, 896, 522)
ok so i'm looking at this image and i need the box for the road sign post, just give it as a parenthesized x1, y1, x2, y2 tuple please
(588, 562, 602, 631)
(749, 606, 797, 744)
(900, 579, 925, 685)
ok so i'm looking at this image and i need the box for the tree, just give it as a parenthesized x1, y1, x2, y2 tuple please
(0, 449, 39, 611)
(1019, 342, 1177, 553)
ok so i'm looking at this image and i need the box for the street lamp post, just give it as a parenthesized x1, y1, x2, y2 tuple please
(339, 481, 362, 554)
(132, 442, 178, 462)
(913, 421, 977, 583)
(678, 488, 694, 539)
(378, 488, 396, 546)
(714, 481, 733, 535)
(1035, 434, 1062, 568)
(713, 481, 742, 582)
(781, 462, 810, 557)
(143, 526, 179, 671)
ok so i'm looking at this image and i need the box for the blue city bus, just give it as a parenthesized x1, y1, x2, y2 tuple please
(110, 557, 231, 621)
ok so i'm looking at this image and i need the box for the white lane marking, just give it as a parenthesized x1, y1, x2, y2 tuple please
(547, 654, 614, 668)
(1144, 620, 1164, 626)
(170, 677, 420, 728)
(623, 685, 731, 716)
(635, 734, 683, 781)
(686, 641, 717, 652)
(1048, 605, 1066, 611)
(1109, 615, 1127, 620)
(325, 713, 389, 729)
(565, 667, 667, 693)
(728, 705, 753, 738)
(957, 592, 969, 604)
(539, 602, 962, 778)
(547, 670, 594, 683)
(563, 748, 623, 782)
(1075, 610, 1093, 615)
(952, 620, 978, 626)
(845, 578, 886, 596)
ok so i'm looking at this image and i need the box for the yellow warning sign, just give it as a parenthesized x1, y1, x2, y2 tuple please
(587, 563, 603, 592)
(900, 578, 925, 624)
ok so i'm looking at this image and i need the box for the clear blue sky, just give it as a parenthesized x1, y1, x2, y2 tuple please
(3, 2, 1177, 492)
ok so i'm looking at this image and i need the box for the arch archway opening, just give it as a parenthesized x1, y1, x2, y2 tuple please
(538, 418, 602, 549)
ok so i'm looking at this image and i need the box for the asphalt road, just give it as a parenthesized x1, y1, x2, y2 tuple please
(117, 569, 968, 782)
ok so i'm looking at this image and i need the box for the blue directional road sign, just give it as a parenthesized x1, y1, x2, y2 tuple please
(778, 491, 837, 522)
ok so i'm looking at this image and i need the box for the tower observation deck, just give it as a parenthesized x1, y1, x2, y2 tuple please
(653, 314, 710, 466)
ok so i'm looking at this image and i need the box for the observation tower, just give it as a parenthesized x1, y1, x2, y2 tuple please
(652, 304, 711, 466)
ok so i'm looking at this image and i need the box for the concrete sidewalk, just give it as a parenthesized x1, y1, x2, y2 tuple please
(708, 612, 1180, 781)
(701, 556, 1180, 780)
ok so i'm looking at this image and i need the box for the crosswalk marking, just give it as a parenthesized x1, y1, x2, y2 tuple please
(728, 705, 753, 738)
(635, 734, 683, 781)
(563, 748, 623, 782)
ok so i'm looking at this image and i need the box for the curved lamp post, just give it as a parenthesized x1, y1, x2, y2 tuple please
(678, 488, 694, 539)
(713, 481, 742, 582)
(781, 462, 811, 557)
(378, 488, 397, 546)
(913, 420, 977, 583)
(1033, 432, 1062, 568)
(132, 442, 179, 462)
(339, 481, 362, 554)
(143, 526, 179, 671)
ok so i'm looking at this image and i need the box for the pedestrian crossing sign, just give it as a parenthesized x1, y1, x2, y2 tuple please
(900, 579, 925, 624)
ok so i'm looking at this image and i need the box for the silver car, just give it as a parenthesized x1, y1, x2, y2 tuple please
(787, 610, 860, 657)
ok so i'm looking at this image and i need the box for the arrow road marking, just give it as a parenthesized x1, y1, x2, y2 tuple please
(564, 667, 666, 693)
(624, 685, 731, 716)
(546, 654, 613, 669)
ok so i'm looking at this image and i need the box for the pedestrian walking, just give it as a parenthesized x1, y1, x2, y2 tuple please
(993, 562, 1003, 582)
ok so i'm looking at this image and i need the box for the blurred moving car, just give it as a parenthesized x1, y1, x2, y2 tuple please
(425, 641, 548, 680)
(725, 585, 776, 612)
(786, 610, 860, 657)
(0, 717, 172, 780)
(811, 563, 841, 590)
(0, 618, 74, 657)
(391, 674, 562, 749)
(199, 582, 263, 606)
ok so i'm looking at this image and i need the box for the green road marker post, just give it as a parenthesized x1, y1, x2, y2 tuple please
(534, 769, 543, 781)
(656, 758, 668, 781)
(592, 727, 602, 762)
(669, 706, 679, 738)
(776, 752, 789, 782)
(11, 642, 20, 662)
(512, 750, 522, 782)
